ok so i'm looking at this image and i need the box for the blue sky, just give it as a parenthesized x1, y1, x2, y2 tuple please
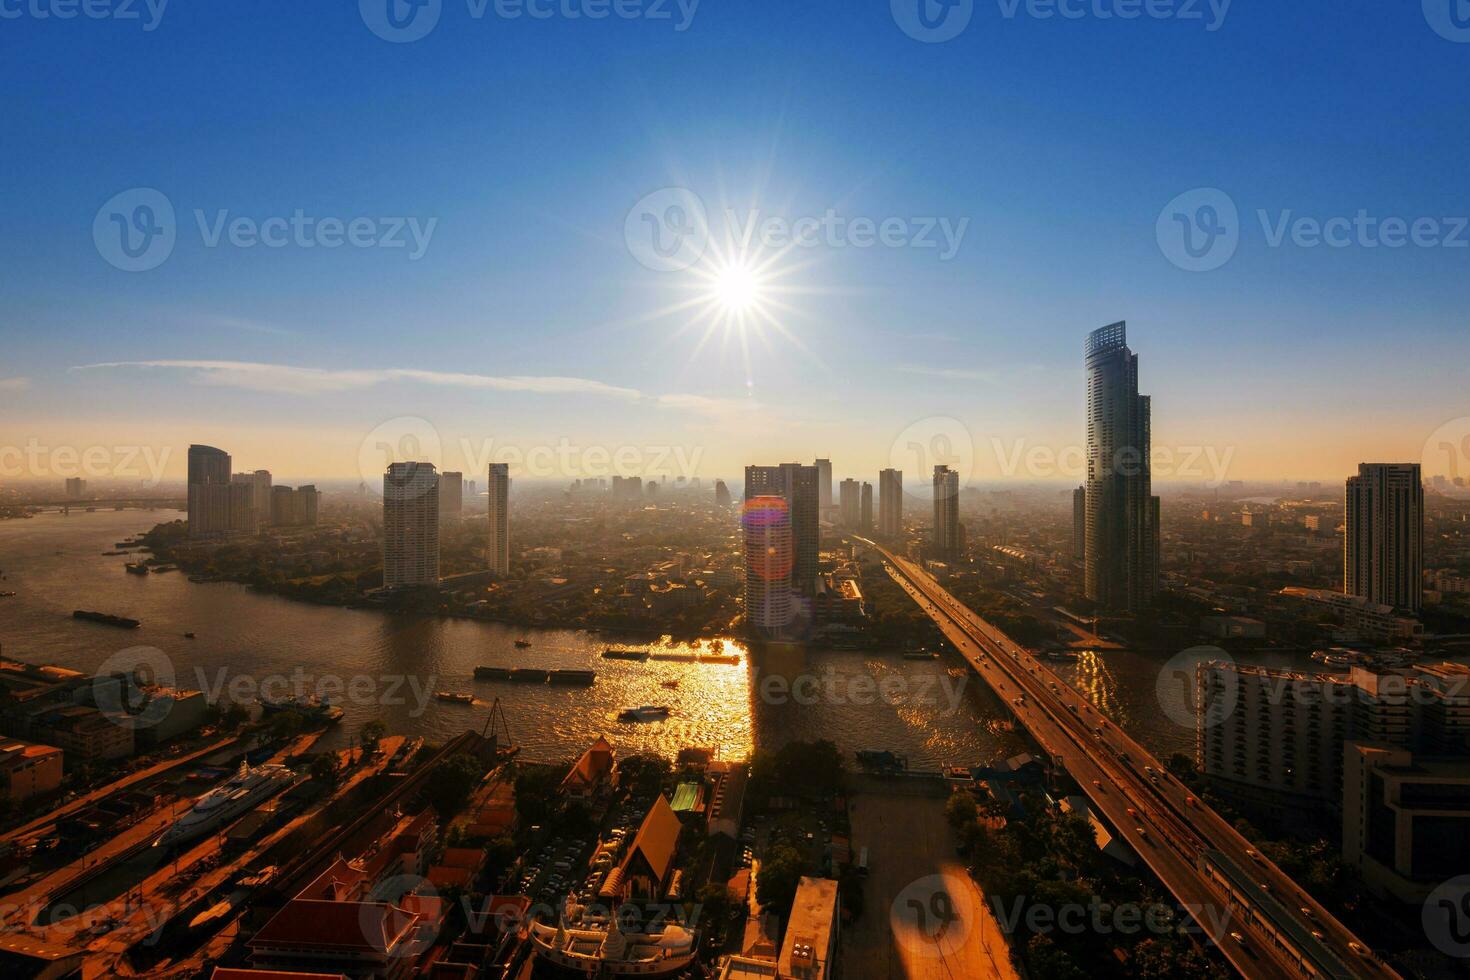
(2, 1, 1468, 486)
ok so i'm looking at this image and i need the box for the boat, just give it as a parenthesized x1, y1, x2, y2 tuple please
(509, 668, 551, 683)
(474, 666, 511, 681)
(617, 705, 671, 723)
(184, 632, 196, 639)
(1044, 650, 1080, 661)
(903, 649, 939, 661)
(102, 550, 127, 556)
(0, 591, 14, 599)
(125, 562, 150, 576)
(660, 679, 680, 689)
(436, 692, 475, 704)
(650, 651, 697, 663)
(73, 610, 141, 629)
(514, 639, 532, 648)
(603, 648, 650, 661)
(549, 669, 597, 686)
(156, 763, 293, 848)
(258, 695, 342, 725)
(698, 653, 741, 665)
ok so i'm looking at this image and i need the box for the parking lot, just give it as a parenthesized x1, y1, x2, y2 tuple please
(844, 788, 1017, 980)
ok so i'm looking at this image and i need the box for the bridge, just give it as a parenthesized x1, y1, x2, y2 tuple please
(33, 498, 185, 511)
(867, 542, 1398, 980)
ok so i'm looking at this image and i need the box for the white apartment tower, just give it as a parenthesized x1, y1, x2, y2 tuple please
(383, 462, 440, 588)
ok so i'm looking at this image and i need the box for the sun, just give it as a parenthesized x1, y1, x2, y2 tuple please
(710, 260, 764, 314)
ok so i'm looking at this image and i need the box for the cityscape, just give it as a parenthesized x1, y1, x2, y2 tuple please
(4, 5, 1470, 980)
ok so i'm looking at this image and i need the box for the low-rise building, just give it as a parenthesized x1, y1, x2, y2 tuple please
(776, 877, 840, 980)
(34, 706, 133, 763)
(0, 739, 62, 802)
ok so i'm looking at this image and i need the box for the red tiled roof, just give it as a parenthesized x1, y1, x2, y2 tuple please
(439, 847, 485, 870)
(294, 858, 367, 902)
(560, 736, 614, 792)
(426, 866, 474, 890)
(250, 899, 418, 954)
(619, 794, 681, 888)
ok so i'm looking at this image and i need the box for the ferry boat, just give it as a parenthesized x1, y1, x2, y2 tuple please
(0, 591, 14, 599)
(617, 705, 671, 723)
(125, 562, 150, 576)
(528, 916, 696, 977)
(437, 692, 475, 705)
(73, 609, 141, 629)
(157, 763, 293, 848)
(603, 648, 651, 662)
(258, 695, 344, 725)
(515, 639, 533, 648)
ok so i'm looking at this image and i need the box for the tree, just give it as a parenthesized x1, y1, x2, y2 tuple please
(221, 703, 249, 731)
(268, 710, 303, 742)
(1026, 934, 1087, 980)
(361, 720, 386, 754)
(693, 882, 734, 929)
(308, 752, 339, 786)
(755, 843, 806, 914)
(945, 791, 978, 831)
(426, 754, 484, 816)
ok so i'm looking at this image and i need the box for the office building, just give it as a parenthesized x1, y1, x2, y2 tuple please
(1345, 463, 1424, 615)
(744, 463, 820, 641)
(233, 470, 272, 527)
(439, 471, 464, 523)
(270, 485, 320, 527)
(860, 481, 873, 532)
(1342, 743, 1470, 902)
(838, 478, 860, 528)
(878, 468, 902, 539)
(0, 738, 63, 803)
(64, 477, 86, 499)
(1198, 660, 1470, 820)
(1072, 485, 1086, 560)
(932, 465, 959, 560)
(187, 444, 236, 538)
(382, 462, 440, 589)
(714, 479, 732, 507)
(814, 458, 833, 516)
(487, 462, 510, 576)
(1084, 322, 1159, 612)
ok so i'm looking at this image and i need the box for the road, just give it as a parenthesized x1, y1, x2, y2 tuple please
(870, 544, 1397, 980)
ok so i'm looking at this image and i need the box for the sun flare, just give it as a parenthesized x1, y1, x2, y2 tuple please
(710, 260, 763, 314)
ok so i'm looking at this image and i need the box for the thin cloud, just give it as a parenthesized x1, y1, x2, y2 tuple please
(73, 360, 642, 400)
(897, 364, 998, 383)
(0, 377, 30, 392)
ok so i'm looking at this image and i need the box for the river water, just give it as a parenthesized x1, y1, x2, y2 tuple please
(0, 510, 1048, 768)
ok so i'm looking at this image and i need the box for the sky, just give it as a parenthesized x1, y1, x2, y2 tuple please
(2, 0, 1468, 490)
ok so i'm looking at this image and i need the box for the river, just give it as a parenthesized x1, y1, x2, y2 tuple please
(0, 510, 1044, 768)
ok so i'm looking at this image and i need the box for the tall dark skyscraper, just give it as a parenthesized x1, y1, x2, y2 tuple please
(932, 465, 959, 560)
(1345, 463, 1424, 615)
(814, 458, 833, 515)
(745, 462, 819, 641)
(1072, 485, 1086, 560)
(1084, 322, 1159, 612)
(878, 468, 903, 539)
(839, 478, 860, 527)
(860, 481, 873, 533)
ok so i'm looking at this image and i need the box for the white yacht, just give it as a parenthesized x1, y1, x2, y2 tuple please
(157, 762, 293, 848)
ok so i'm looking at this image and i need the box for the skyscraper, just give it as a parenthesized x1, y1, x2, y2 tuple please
(1072, 485, 1086, 560)
(233, 470, 272, 528)
(932, 465, 959, 560)
(839, 478, 860, 527)
(814, 458, 833, 516)
(487, 462, 511, 576)
(439, 471, 464, 523)
(1345, 463, 1424, 615)
(714, 480, 732, 507)
(745, 462, 819, 640)
(878, 468, 903, 539)
(860, 482, 873, 533)
(383, 462, 440, 588)
(1084, 322, 1159, 612)
(188, 444, 254, 538)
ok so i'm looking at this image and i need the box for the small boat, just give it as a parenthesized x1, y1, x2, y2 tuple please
(903, 649, 939, 661)
(650, 651, 697, 663)
(699, 653, 742, 665)
(0, 591, 15, 599)
(617, 705, 671, 723)
(436, 692, 475, 705)
(660, 679, 680, 689)
(125, 562, 150, 576)
(514, 639, 532, 648)
(603, 648, 650, 661)
(184, 632, 197, 639)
